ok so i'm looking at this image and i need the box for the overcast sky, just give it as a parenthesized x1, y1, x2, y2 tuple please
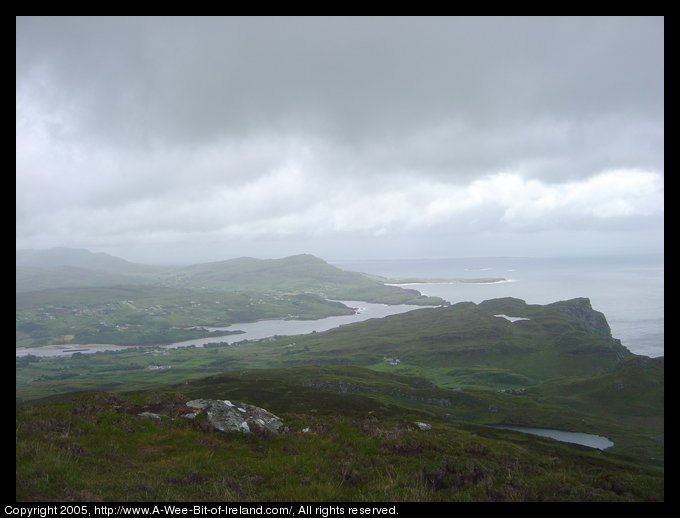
(16, 16, 664, 264)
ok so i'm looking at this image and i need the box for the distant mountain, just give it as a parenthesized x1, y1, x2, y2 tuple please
(15, 248, 447, 306)
(16, 247, 159, 273)
(16, 248, 166, 292)
(15, 265, 156, 292)
(166, 253, 375, 288)
(160, 253, 445, 305)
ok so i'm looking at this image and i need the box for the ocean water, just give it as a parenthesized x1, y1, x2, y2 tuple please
(331, 254, 664, 358)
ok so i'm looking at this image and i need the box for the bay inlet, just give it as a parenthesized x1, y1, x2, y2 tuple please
(15, 300, 430, 358)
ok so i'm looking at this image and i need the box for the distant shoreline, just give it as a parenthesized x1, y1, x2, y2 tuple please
(15, 330, 245, 356)
(385, 277, 510, 286)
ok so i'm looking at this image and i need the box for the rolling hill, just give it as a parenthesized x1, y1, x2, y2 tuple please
(157, 253, 445, 305)
(16, 249, 446, 306)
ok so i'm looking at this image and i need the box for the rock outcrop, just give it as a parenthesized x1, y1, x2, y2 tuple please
(551, 298, 632, 361)
(185, 399, 284, 434)
(552, 298, 613, 338)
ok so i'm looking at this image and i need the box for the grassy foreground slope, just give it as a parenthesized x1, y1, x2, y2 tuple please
(16, 366, 663, 502)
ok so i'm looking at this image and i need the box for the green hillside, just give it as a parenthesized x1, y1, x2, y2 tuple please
(16, 285, 355, 347)
(529, 356, 664, 416)
(232, 297, 633, 384)
(16, 364, 663, 502)
(159, 254, 444, 305)
(16, 250, 447, 306)
(17, 297, 633, 397)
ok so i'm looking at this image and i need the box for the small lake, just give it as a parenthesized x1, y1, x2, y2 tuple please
(15, 300, 430, 358)
(491, 425, 614, 450)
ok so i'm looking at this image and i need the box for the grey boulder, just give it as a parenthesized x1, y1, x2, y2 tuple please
(185, 399, 283, 434)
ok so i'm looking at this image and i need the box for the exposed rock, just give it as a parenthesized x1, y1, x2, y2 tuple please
(552, 298, 632, 361)
(552, 298, 613, 338)
(185, 399, 283, 434)
(415, 422, 432, 431)
(138, 411, 168, 420)
(498, 388, 526, 394)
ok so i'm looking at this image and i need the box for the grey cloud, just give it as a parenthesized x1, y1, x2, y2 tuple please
(16, 16, 664, 261)
(17, 17, 663, 150)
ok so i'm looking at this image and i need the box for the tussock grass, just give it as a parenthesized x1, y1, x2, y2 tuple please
(17, 381, 663, 502)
